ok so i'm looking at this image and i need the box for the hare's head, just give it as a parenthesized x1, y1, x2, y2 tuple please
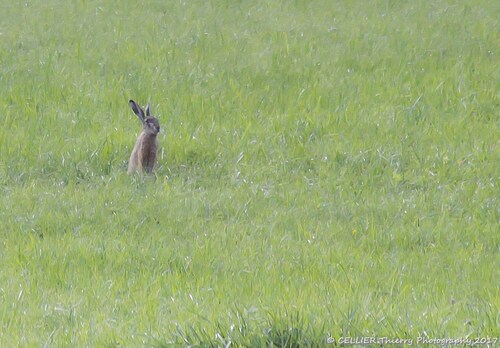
(129, 100, 160, 136)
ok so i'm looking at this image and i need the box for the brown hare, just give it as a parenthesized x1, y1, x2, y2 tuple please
(127, 100, 160, 174)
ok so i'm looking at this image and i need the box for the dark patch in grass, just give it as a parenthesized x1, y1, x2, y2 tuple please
(157, 310, 328, 347)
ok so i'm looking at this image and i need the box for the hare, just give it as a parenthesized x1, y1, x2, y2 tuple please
(127, 100, 160, 174)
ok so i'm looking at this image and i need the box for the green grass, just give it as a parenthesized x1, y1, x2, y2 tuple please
(1, 0, 498, 346)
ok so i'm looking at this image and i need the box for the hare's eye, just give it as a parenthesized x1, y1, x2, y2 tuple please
(146, 120, 159, 132)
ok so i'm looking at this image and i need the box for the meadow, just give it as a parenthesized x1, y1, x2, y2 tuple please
(0, 0, 498, 346)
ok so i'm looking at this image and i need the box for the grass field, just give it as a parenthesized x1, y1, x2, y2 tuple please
(1, 0, 498, 346)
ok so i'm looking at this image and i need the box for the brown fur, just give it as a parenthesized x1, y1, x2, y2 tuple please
(127, 100, 160, 174)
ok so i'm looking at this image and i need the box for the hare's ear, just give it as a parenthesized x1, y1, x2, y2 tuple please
(129, 100, 145, 122)
(145, 103, 151, 117)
